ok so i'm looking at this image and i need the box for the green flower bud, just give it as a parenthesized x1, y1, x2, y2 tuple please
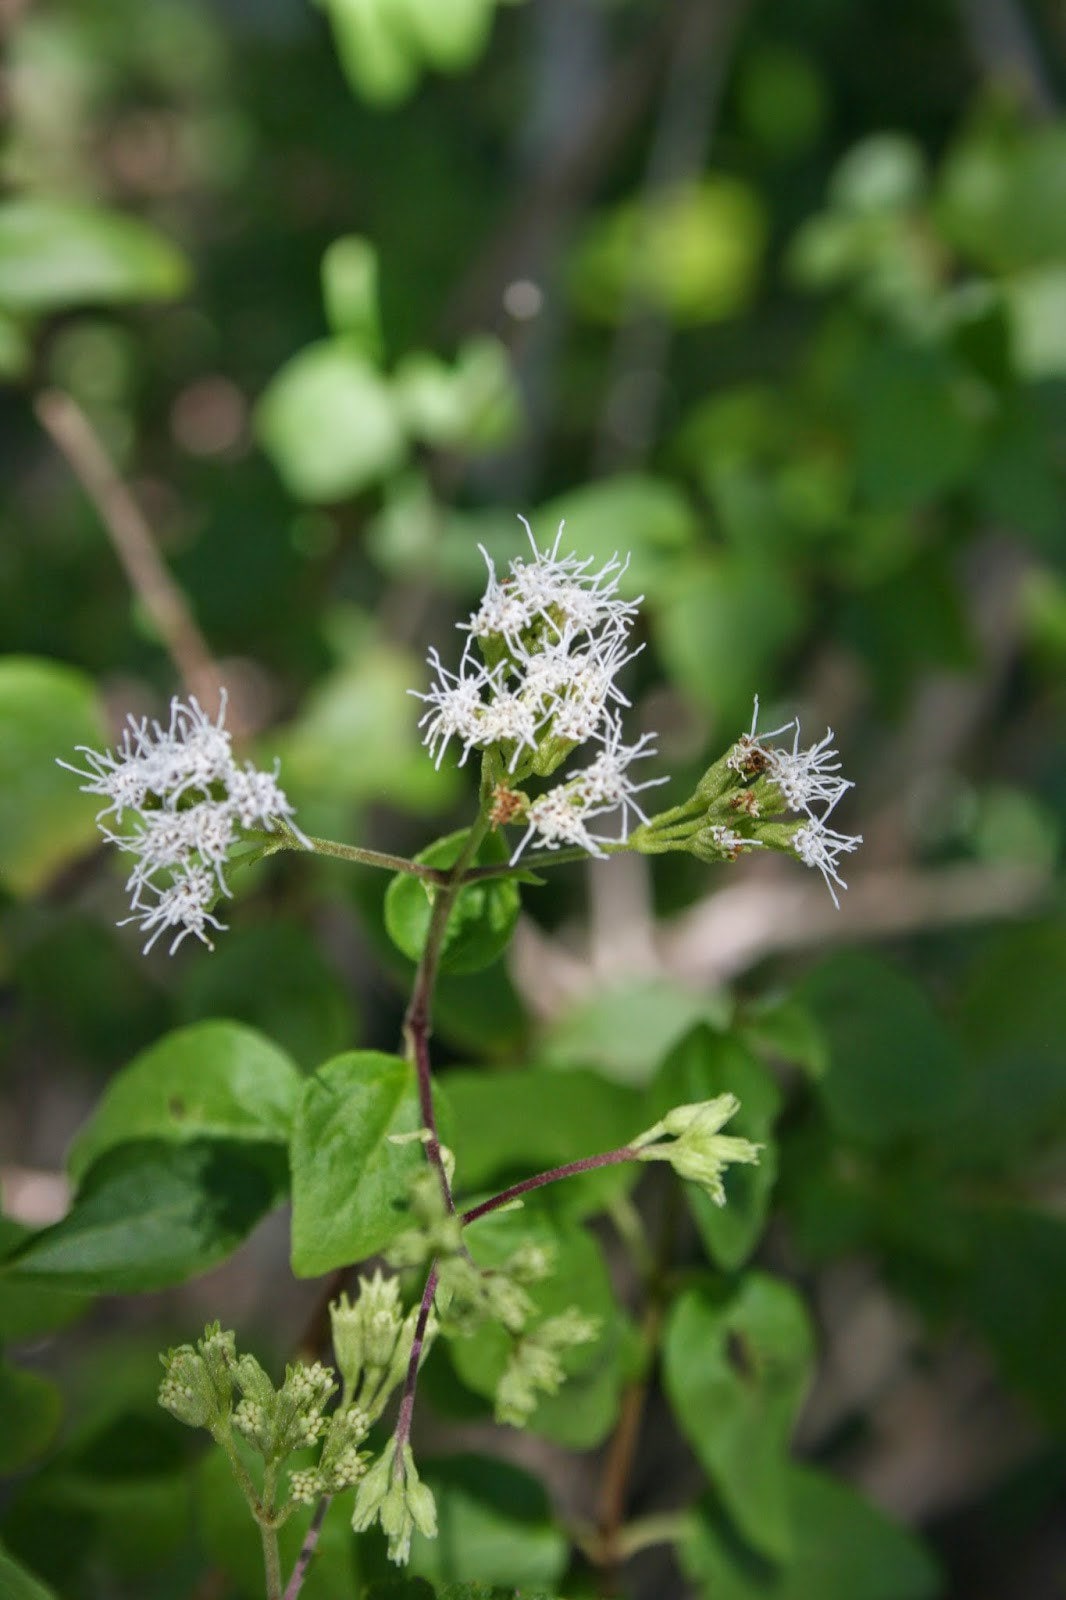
(352, 1438, 437, 1565)
(158, 1322, 236, 1432)
(632, 1093, 761, 1206)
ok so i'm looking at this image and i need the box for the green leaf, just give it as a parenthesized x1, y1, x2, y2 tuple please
(0, 199, 190, 313)
(449, 1208, 630, 1449)
(67, 1021, 303, 1183)
(394, 338, 522, 451)
(852, 345, 978, 510)
(0, 657, 107, 897)
(398, 0, 495, 72)
(798, 953, 965, 1147)
(256, 340, 406, 502)
(540, 978, 731, 1086)
(0, 1544, 57, 1600)
(962, 1205, 1066, 1428)
(321, 235, 383, 356)
(4, 1140, 284, 1292)
(663, 1277, 815, 1560)
(276, 615, 459, 816)
(536, 475, 698, 602)
(570, 177, 766, 325)
(0, 1362, 63, 1473)
(384, 829, 520, 976)
(0, 1214, 90, 1341)
(289, 1051, 432, 1276)
(649, 1025, 781, 1270)
(681, 1465, 941, 1600)
(177, 923, 357, 1072)
(448, 1066, 642, 1219)
(652, 555, 807, 720)
(409, 1454, 567, 1589)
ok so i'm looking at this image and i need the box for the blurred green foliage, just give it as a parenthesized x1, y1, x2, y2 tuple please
(1, 0, 1064, 1596)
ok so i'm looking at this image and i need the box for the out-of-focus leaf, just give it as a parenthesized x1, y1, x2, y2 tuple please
(198, 1448, 358, 1599)
(448, 1066, 641, 1218)
(321, 235, 383, 358)
(738, 994, 828, 1080)
(571, 177, 767, 325)
(177, 922, 357, 1071)
(256, 340, 406, 502)
(798, 953, 965, 1147)
(830, 134, 927, 214)
(409, 1455, 567, 1589)
(540, 978, 731, 1086)
(1006, 267, 1066, 379)
(649, 1025, 781, 1269)
(0, 308, 31, 378)
(4, 1140, 284, 1292)
(939, 123, 1066, 272)
(0, 657, 106, 897)
(67, 1021, 302, 1183)
(853, 345, 979, 509)
(736, 44, 826, 158)
(535, 475, 699, 601)
(663, 1277, 815, 1561)
(0, 1543, 58, 1600)
(961, 1205, 1066, 1428)
(0, 1362, 63, 1472)
(0, 199, 190, 312)
(653, 555, 807, 719)
(289, 1051, 430, 1276)
(385, 829, 519, 976)
(394, 337, 521, 450)
(276, 617, 459, 816)
(681, 1465, 941, 1599)
(318, 0, 495, 106)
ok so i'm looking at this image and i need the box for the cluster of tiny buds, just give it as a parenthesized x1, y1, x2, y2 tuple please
(728, 697, 862, 905)
(60, 691, 309, 954)
(412, 517, 667, 861)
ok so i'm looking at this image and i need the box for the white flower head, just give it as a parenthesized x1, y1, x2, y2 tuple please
(61, 691, 308, 954)
(415, 516, 665, 861)
(792, 805, 863, 908)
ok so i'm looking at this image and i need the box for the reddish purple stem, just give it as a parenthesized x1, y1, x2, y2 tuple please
(461, 1146, 638, 1225)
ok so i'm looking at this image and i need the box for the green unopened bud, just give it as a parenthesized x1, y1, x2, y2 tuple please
(158, 1322, 236, 1431)
(353, 1437, 436, 1563)
(317, 1403, 370, 1493)
(632, 1094, 761, 1206)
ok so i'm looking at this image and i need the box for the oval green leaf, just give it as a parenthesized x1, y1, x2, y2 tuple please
(4, 1139, 285, 1292)
(67, 1021, 303, 1184)
(0, 657, 107, 897)
(384, 828, 519, 976)
(663, 1275, 815, 1561)
(289, 1051, 433, 1276)
(0, 200, 190, 313)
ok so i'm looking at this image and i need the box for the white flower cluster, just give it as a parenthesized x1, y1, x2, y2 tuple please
(412, 519, 666, 862)
(60, 692, 308, 954)
(731, 697, 862, 906)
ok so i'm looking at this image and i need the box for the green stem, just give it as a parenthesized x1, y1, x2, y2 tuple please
(260, 1521, 283, 1600)
(284, 829, 444, 881)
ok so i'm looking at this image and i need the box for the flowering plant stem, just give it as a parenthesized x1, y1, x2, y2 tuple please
(461, 1147, 640, 1225)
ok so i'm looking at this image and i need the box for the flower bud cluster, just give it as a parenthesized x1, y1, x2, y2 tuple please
(329, 1272, 432, 1420)
(158, 1321, 237, 1432)
(352, 1437, 437, 1566)
(494, 1309, 601, 1428)
(631, 696, 862, 905)
(412, 519, 667, 861)
(60, 692, 308, 953)
(232, 1354, 336, 1459)
(158, 1324, 372, 1526)
(631, 1094, 761, 1206)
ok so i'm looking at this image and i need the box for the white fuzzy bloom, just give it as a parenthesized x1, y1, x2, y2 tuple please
(120, 865, 228, 955)
(792, 809, 863, 908)
(416, 517, 664, 861)
(61, 691, 308, 954)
